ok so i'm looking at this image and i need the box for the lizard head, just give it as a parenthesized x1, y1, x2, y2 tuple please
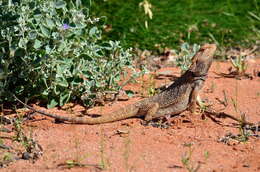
(189, 44, 217, 77)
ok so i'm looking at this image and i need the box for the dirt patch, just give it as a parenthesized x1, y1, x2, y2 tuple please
(1, 59, 260, 172)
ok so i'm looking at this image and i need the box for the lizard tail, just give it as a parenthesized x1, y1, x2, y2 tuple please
(13, 94, 139, 124)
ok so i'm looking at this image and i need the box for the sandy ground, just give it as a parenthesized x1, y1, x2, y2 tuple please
(1, 59, 260, 172)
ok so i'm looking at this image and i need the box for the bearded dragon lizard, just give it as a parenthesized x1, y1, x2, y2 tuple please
(14, 44, 217, 124)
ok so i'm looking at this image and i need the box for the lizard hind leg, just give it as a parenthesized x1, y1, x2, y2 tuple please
(144, 103, 160, 121)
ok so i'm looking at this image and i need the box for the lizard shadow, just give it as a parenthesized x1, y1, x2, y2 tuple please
(213, 72, 253, 80)
(203, 112, 245, 128)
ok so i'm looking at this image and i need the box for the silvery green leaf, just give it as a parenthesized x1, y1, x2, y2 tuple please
(45, 45, 51, 54)
(89, 26, 97, 37)
(75, 23, 85, 29)
(14, 26, 20, 32)
(193, 44, 200, 52)
(59, 92, 70, 106)
(82, 8, 89, 17)
(125, 90, 134, 97)
(54, 85, 61, 95)
(55, 0, 66, 9)
(47, 99, 58, 109)
(52, 32, 60, 39)
(34, 39, 42, 49)
(42, 90, 48, 96)
(28, 31, 37, 40)
(33, 13, 42, 22)
(57, 77, 69, 87)
(18, 38, 27, 48)
(50, 9, 57, 16)
(58, 42, 66, 52)
(40, 24, 50, 37)
(73, 29, 83, 36)
(76, 0, 82, 8)
(56, 65, 62, 74)
(46, 18, 55, 29)
(181, 42, 189, 51)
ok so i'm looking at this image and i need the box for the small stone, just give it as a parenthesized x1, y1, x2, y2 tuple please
(22, 152, 31, 160)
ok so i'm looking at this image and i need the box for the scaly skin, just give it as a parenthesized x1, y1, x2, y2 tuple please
(14, 44, 217, 124)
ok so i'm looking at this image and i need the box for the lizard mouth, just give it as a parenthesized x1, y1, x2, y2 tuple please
(191, 72, 207, 81)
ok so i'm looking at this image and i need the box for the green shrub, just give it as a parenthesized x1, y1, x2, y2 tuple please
(0, 0, 133, 107)
(175, 43, 200, 72)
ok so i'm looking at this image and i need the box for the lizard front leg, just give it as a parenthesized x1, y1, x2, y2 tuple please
(189, 80, 204, 113)
(189, 88, 199, 113)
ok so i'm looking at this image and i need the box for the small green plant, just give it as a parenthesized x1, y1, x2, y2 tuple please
(63, 159, 98, 169)
(0, 152, 14, 167)
(0, 0, 134, 107)
(181, 144, 200, 172)
(204, 151, 209, 160)
(230, 97, 238, 112)
(65, 159, 83, 169)
(12, 116, 42, 160)
(197, 97, 209, 114)
(0, 113, 42, 167)
(234, 112, 251, 142)
(59, 158, 101, 169)
(147, 74, 156, 96)
(230, 55, 248, 76)
(175, 43, 200, 72)
(2, 152, 13, 162)
(230, 83, 250, 142)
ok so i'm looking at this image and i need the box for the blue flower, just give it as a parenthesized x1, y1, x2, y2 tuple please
(62, 24, 70, 30)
